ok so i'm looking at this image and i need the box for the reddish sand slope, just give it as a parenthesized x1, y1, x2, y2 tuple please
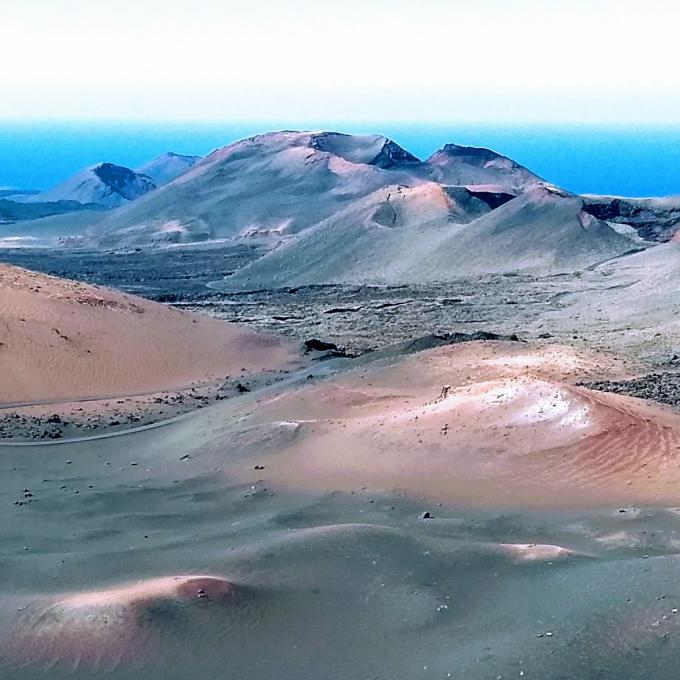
(2, 576, 234, 671)
(0, 265, 295, 403)
(234, 342, 680, 507)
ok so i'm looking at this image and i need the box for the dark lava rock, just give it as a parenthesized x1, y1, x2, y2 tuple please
(303, 338, 350, 360)
(580, 372, 680, 407)
(397, 331, 522, 355)
(304, 338, 340, 353)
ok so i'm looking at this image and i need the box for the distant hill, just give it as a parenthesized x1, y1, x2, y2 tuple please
(20, 163, 156, 207)
(3, 130, 675, 274)
(85, 132, 430, 246)
(85, 131, 559, 249)
(424, 143, 548, 193)
(136, 152, 201, 186)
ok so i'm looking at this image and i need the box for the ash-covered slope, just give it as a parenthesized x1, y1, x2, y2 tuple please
(136, 152, 201, 186)
(424, 144, 548, 193)
(217, 183, 511, 288)
(559, 241, 680, 343)
(222, 187, 639, 289)
(85, 132, 429, 246)
(419, 187, 639, 275)
(22, 163, 157, 207)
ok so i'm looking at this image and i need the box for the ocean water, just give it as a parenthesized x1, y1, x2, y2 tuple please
(2, 120, 680, 197)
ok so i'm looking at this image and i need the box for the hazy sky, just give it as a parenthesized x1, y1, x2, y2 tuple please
(4, 0, 680, 123)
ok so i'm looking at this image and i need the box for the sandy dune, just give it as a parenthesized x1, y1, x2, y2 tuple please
(212, 341, 680, 507)
(0, 264, 296, 403)
(2, 576, 235, 671)
(3, 336, 680, 678)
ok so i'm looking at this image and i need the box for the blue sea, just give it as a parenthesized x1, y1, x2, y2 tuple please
(3, 121, 680, 197)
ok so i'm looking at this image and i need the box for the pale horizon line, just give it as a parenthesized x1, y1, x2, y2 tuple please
(5, 118, 680, 129)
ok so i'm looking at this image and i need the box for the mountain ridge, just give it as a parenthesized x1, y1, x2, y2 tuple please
(19, 162, 156, 208)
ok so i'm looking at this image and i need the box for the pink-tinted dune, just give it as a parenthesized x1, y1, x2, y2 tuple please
(1, 576, 234, 671)
(228, 341, 680, 507)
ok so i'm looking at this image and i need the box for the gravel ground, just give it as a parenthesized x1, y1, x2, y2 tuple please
(2, 245, 678, 368)
(581, 369, 680, 407)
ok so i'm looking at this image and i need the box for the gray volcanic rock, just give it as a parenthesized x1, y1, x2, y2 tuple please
(425, 143, 548, 193)
(86, 132, 429, 247)
(136, 152, 201, 186)
(221, 187, 640, 289)
(582, 195, 680, 242)
(20, 163, 156, 208)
